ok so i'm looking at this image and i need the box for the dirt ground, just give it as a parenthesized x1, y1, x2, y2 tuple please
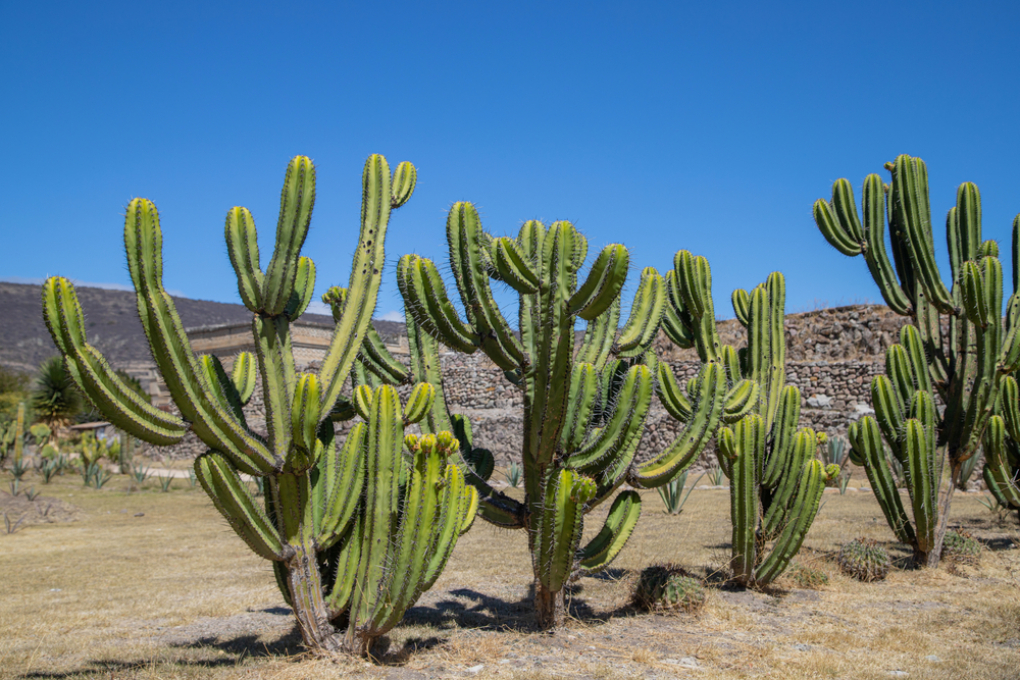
(0, 469, 1017, 680)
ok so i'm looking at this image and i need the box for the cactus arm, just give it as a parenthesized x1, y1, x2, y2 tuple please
(420, 463, 475, 593)
(566, 244, 629, 320)
(446, 202, 524, 368)
(378, 435, 444, 629)
(915, 291, 948, 390)
(261, 156, 316, 315)
(290, 374, 323, 465)
(614, 268, 666, 358)
(560, 362, 599, 453)
(325, 515, 363, 616)
(849, 417, 916, 545)
(904, 418, 937, 554)
(577, 490, 641, 574)
(351, 385, 403, 627)
(761, 386, 800, 488)
(317, 422, 365, 551)
(566, 363, 652, 477)
(44, 276, 190, 446)
(576, 297, 620, 368)
(492, 236, 540, 294)
(254, 316, 296, 464)
(630, 363, 726, 488)
(199, 354, 248, 425)
(901, 326, 934, 397)
(755, 459, 825, 586)
(406, 256, 481, 354)
(998, 294, 1020, 373)
(225, 206, 264, 312)
(124, 198, 275, 472)
(762, 428, 814, 537)
(656, 361, 693, 422)
(534, 470, 595, 595)
(871, 375, 906, 459)
(661, 295, 694, 349)
(890, 155, 954, 313)
(231, 352, 258, 405)
(284, 257, 316, 321)
(813, 196, 863, 256)
(1001, 376, 1020, 442)
(729, 415, 763, 585)
(194, 452, 284, 561)
(722, 378, 759, 424)
(359, 324, 411, 385)
(861, 174, 913, 315)
(674, 251, 722, 363)
(318, 155, 407, 413)
(983, 417, 1020, 506)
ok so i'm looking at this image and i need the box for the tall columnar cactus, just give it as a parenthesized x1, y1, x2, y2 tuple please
(395, 204, 718, 627)
(814, 154, 1020, 566)
(710, 272, 833, 587)
(41, 155, 477, 655)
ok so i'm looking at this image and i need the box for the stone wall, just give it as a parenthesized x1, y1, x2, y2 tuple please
(148, 304, 903, 467)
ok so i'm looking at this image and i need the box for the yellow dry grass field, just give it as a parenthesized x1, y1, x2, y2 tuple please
(0, 469, 1018, 680)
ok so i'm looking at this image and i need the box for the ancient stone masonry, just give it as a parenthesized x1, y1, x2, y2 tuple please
(148, 305, 908, 468)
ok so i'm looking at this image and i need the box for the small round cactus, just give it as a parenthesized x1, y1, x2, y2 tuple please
(838, 538, 890, 582)
(635, 564, 706, 613)
(942, 529, 981, 560)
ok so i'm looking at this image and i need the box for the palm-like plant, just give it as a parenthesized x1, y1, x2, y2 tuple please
(31, 356, 82, 431)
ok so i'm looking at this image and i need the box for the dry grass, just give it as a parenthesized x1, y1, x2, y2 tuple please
(0, 471, 1018, 680)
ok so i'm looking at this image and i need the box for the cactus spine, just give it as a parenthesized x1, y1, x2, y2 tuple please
(396, 204, 707, 627)
(815, 155, 1020, 566)
(41, 155, 477, 656)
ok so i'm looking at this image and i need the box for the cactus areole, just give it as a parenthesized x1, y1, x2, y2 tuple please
(41, 155, 478, 656)
(393, 204, 728, 627)
(814, 155, 1020, 567)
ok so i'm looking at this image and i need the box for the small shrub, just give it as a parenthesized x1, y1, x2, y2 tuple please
(838, 538, 890, 582)
(634, 564, 706, 614)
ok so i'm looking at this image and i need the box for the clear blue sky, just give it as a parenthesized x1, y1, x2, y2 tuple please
(3, 1, 1019, 322)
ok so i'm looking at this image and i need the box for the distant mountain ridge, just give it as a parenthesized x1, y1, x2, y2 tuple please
(0, 282, 404, 374)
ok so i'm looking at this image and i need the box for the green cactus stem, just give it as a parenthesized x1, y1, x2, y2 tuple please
(41, 154, 475, 656)
(817, 155, 1020, 567)
(391, 204, 697, 628)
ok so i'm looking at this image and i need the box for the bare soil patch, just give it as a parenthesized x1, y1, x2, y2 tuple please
(0, 473, 1017, 680)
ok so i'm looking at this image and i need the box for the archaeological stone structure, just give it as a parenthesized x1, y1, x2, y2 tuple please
(143, 304, 909, 471)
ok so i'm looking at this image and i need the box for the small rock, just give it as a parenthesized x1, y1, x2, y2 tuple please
(925, 655, 941, 663)
(679, 657, 699, 669)
(888, 672, 908, 678)
(134, 512, 144, 517)
(792, 643, 812, 652)
(808, 394, 833, 408)
(466, 664, 484, 674)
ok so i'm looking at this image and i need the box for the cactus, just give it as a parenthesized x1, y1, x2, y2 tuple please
(29, 423, 51, 448)
(13, 402, 24, 465)
(392, 204, 720, 627)
(40, 154, 476, 656)
(634, 564, 706, 613)
(718, 273, 834, 587)
(838, 538, 890, 582)
(815, 155, 1020, 567)
(941, 529, 981, 560)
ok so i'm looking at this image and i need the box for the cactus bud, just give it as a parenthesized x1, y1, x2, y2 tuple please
(418, 433, 437, 454)
(404, 433, 420, 452)
(436, 431, 458, 455)
(816, 431, 828, 447)
(824, 463, 840, 481)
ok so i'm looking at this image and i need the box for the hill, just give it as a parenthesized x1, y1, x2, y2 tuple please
(0, 282, 404, 374)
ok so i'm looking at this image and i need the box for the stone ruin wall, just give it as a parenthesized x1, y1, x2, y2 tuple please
(148, 304, 909, 471)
